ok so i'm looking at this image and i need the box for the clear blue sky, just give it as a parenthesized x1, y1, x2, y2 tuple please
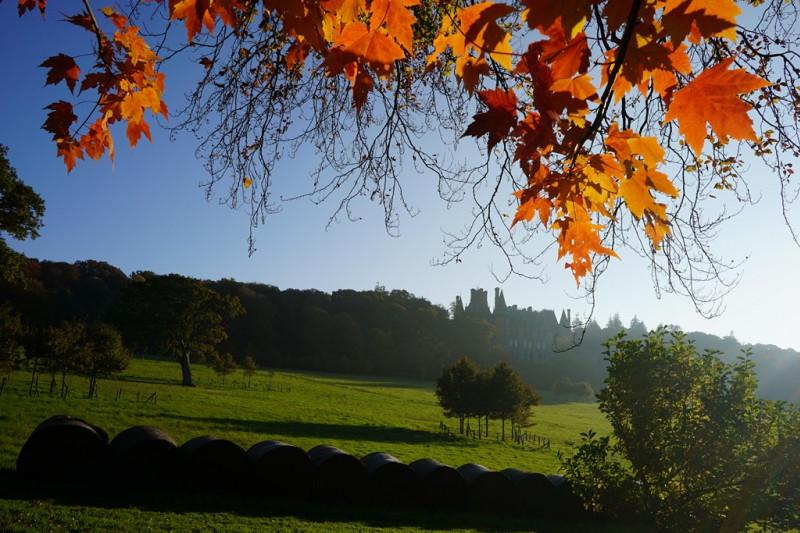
(2, 5, 800, 350)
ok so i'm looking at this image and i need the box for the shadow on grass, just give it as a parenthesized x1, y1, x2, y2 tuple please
(158, 415, 475, 447)
(115, 374, 182, 386)
(0, 470, 631, 532)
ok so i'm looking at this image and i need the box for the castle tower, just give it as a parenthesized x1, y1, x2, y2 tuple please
(453, 295, 465, 318)
(465, 288, 491, 318)
(493, 287, 507, 314)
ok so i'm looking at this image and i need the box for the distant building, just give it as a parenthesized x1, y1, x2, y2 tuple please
(455, 287, 571, 362)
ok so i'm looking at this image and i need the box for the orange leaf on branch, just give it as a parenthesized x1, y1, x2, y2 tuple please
(17, 0, 47, 16)
(665, 58, 771, 156)
(521, 0, 595, 38)
(513, 189, 552, 227)
(428, 1, 515, 93)
(661, 0, 740, 44)
(462, 88, 519, 151)
(370, 0, 420, 52)
(40, 54, 81, 93)
(554, 204, 618, 284)
(169, 0, 245, 41)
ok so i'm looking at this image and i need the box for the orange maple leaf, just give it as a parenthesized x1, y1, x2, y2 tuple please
(521, 0, 594, 38)
(370, 0, 420, 52)
(428, 1, 515, 83)
(327, 21, 405, 77)
(665, 58, 770, 156)
(554, 204, 618, 284)
(42, 101, 77, 141)
(539, 26, 590, 79)
(551, 74, 597, 101)
(40, 54, 80, 93)
(662, 0, 740, 44)
(56, 140, 84, 173)
(462, 88, 519, 150)
(604, 42, 691, 102)
(17, 0, 47, 16)
(170, 0, 244, 41)
(126, 119, 152, 147)
(80, 117, 114, 161)
(513, 190, 551, 226)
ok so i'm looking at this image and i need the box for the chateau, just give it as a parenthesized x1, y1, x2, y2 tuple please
(453, 288, 572, 362)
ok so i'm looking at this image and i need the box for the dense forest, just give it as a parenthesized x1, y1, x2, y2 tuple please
(3, 257, 799, 402)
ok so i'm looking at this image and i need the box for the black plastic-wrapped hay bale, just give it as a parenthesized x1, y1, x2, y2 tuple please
(248, 440, 313, 498)
(17, 415, 109, 483)
(409, 458, 466, 508)
(547, 474, 585, 518)
(501, 468, 558, 516)
(361, 452, 417, 505)
(308, 444, 367, 502)
(176, 436, 249, 490)
(457, 463, 516, 514)
(109, 426, 177, 486)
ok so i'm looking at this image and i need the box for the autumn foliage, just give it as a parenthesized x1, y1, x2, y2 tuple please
(15, 0, 772, 282)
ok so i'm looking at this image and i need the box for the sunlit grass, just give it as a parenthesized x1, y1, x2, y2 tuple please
(0, 358, 609, 473)
(0, 357, 619, 532)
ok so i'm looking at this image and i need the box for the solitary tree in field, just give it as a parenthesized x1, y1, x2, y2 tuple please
(435, 356, 480, 434)
(41, 321, 86, 397)
(210, 352, 238, 385)
(242, 355, 257, 388)
(9, 0, 799, 315)
(118, 274, 244, 387)
(487, 361, 539, 440)
(0, 303, 25, 379)
(73, 323, 130, 398)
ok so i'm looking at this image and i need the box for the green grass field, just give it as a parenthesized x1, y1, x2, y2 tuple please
(0, 358, 617, 532)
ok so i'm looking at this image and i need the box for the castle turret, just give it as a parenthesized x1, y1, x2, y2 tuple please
(453, 295, 465, 318)
(493, 287, 507, 314)
(465, 288, 491, 318)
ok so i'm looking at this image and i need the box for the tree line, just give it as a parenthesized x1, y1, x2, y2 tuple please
(5, 254, 800, 401)
(1, 258, 508, 387)
(436, 357, 539, 441)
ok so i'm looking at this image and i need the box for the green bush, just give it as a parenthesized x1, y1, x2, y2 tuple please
(561, 328, 800, 531)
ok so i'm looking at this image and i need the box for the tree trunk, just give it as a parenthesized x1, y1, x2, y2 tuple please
(459, 416, 464, 435)
(502, 417, 505, 441)
(179, 353, 195, 387)
(88, 373, 97, 399)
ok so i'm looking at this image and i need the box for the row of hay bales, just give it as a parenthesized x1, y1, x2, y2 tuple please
(17, 415, 587, 518)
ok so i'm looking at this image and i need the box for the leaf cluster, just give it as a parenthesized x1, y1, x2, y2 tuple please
(15, 0, 791, 302)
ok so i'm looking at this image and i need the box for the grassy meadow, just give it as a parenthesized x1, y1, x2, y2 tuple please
(0, 358, 617, 532)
